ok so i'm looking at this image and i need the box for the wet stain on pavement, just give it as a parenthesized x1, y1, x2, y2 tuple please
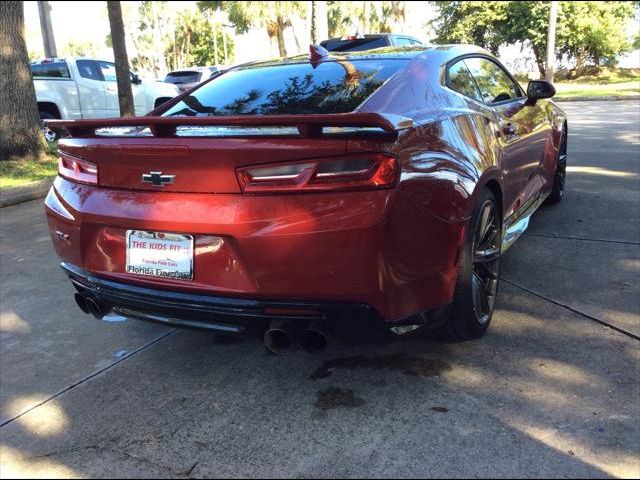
(309, 354, 451, 380)
(430, 406, 449, 413)
(314, 387, 367, 411)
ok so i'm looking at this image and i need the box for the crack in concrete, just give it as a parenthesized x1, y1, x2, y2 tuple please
(501, 277, 640, 342)
(30, 444, 102, 460)
(524, 233, 640, 246)
(0, 329, 177, 429)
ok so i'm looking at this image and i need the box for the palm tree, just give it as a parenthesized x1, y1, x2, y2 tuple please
(107, 1, 134, 116)
(0, 1, 44, 160)
(200, 1, 308, 58)
(311, 1, 329, 44)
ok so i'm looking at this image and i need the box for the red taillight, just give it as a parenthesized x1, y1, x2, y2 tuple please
(58, 152, 98, 185)
(236, 154, 398, 194)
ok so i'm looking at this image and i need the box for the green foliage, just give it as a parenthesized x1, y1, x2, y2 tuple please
(327, 1, 407, 37)
(199, 1, 307, 35)
(556, 1, 635, 69)
(59, 40, 101, 58)
(199, 1, 307, 56)
(428, 1, 508, 53)
(430, 1, 637, 75)
(168, 10, 234, 67)
(128, 1, 232, 75)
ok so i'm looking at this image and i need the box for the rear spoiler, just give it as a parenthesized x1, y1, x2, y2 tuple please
(45, 113, 414, 138)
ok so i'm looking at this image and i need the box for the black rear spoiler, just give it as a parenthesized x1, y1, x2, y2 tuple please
(46, 113, 414, 138)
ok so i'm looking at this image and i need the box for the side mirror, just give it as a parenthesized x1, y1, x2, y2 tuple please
(526, 80, 555, 105)
(130, 73, 142, 85)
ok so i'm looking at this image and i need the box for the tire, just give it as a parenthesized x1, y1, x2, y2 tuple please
(39, 110, 59, 142)
(440, 188, 502, 342)
(546, 129, 567, 204)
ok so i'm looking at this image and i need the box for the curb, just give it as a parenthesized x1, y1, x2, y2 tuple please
(0, 178, 54, 208)
(555, 95, 640, 102)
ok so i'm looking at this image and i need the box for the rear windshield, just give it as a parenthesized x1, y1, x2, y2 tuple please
(31, 62, 70, 79)
(321, 37, 390, 52)
(164, 71, 202, 84)
(162, 59, 407, 117)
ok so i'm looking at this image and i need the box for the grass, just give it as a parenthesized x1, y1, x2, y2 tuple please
(517, 67, 640, 99)
(554, 67, 640, 98)
(553, 81, 640, 98)
(0, 141, 59, 189)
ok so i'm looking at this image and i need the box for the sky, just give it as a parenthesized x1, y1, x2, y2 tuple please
(23, 1, 438, 66)
(23, 1, 640, 76)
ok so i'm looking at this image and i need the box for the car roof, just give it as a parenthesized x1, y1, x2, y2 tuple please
(166, 67, 212, 74)
(231, 44, 489, 71)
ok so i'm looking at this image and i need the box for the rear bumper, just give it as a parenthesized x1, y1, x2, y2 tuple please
(63, 262, 397, 342)
(46, 176, 463, 322)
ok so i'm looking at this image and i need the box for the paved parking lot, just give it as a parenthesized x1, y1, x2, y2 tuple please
(1, 101, 639, 478)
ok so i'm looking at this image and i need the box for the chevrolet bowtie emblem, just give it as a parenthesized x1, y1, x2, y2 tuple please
(142, 171, 175, 187)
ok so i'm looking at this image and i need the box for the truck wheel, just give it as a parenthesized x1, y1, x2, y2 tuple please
(39, 111, 58, 142)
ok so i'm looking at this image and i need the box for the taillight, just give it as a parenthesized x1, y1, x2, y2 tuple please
(236, 154, 398, 194)
(58, 152, 98, 185)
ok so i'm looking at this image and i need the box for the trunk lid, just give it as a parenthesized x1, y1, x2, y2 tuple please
(49, 114, 410, 194)
(59, 136, 348, 193)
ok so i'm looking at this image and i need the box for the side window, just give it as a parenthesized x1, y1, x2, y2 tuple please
(97, 61, 117, 82)
(447, 60, 483, 102)
(31, 62, 70, 79)
(76, 60, 101, 81)
(463, 57, 523, 104)
(395, 37, 414, 46)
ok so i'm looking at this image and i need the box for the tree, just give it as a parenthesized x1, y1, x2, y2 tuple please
(168, 10, 234, 68)
(199, 1, 308, 57)
(0, 1, 44, 160)
(107, 1, 134, 116)
(327, 1, 407, 37)
(428, 1, 508, 54)
(134, 1, 172, 77)
(311, 1, 328, 44)
(556, 1, 635, 71)
(60, 39, 101, 58)
(545, 1, 558, 81)
(430, 1, 637, 77)
(37, 0, 56, 57)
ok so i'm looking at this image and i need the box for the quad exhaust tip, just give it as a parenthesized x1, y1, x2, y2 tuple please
(74, 292, 111, 320)
(300, 320, 333, 354)
(264, 319, 302, 355)
(264, 318, 333, 354)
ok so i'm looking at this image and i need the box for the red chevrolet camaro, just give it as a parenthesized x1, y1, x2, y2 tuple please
(46, 45, 567, 354)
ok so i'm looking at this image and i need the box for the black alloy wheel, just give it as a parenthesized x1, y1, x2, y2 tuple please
(547, 129, 567, 204)
(440, 188, 502, 341)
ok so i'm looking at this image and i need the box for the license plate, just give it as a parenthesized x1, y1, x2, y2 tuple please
(126, 230, 193, 280)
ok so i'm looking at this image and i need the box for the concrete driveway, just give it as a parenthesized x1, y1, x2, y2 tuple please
(1, 101, 639, 478)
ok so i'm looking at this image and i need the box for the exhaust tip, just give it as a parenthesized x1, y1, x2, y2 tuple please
(264, 329, 294, 354)
(264, 319, 301, 355)
(300, 320, 333, 354)
(84, 296, 110, 320)
(74, 292, 91, 314)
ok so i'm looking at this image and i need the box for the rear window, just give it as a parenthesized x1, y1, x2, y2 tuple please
(31, 62, 70, 79)
(163, 59, 407, 117)
(321, 37, 390, 52)
(164, 71, 202, 85)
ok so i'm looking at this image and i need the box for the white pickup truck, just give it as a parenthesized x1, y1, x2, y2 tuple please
(32, 58, 179, 128)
